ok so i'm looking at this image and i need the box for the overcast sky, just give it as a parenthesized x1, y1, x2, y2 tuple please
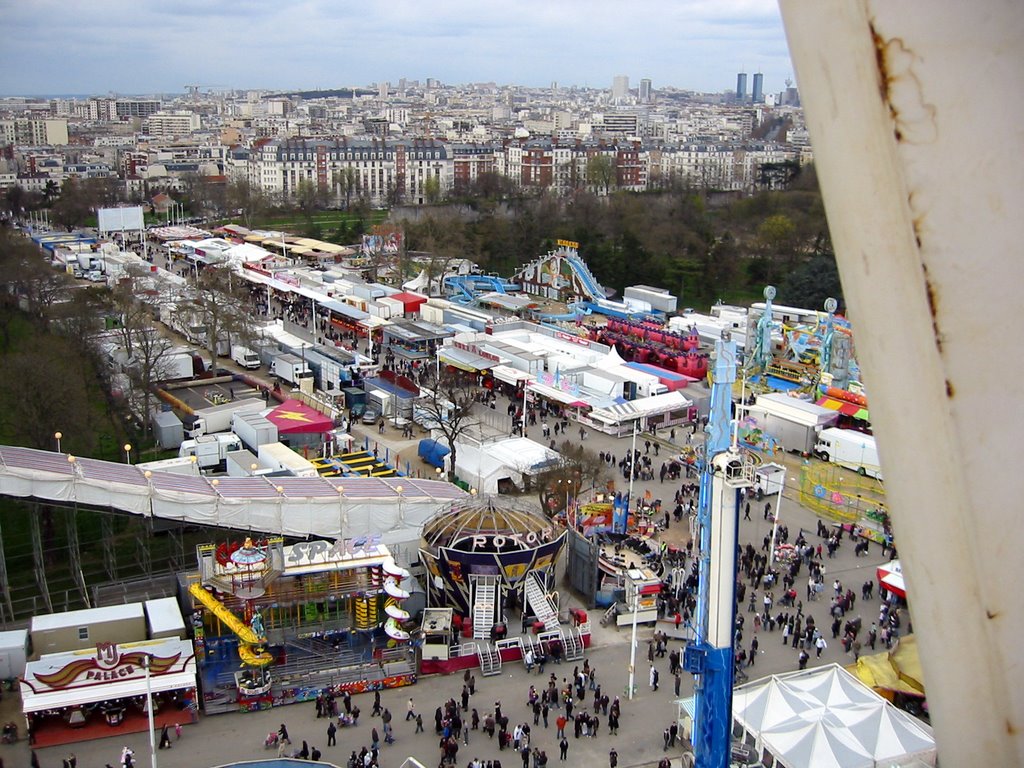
(0, 0, 792, 97)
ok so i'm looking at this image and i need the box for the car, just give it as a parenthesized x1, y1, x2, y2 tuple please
(361, 407, 380, 425)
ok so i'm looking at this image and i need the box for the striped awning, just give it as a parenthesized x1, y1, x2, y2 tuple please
(816, 396, 870, 421)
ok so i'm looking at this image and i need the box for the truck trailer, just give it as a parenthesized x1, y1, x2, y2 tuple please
(814, 427, 883, 480)
(272, 353, 313, 386)
(178, 433, 243, 470)
(257, 441, 318, 478)
(230, 344, 261, 370)
(186, 398, 265, 438)
(231, 411, 278, 453)
(749, 392, 839, 454)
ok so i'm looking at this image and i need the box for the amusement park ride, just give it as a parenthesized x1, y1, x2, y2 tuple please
(684, 331, 755, 768)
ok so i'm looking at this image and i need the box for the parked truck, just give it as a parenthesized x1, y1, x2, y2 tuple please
(178, 433, 243, 470)
(185, 398, 264, 438)
(813, 427, 883, 480)
(752, 462, 786, 499)
(257, 441, 318, 478)
(750, 392, 839, 454)
(230, 344, 262, 370)
(231, 411, 278, 453)
(272, 353, 313, 386)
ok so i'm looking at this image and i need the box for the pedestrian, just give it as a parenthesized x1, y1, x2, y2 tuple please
(278, 724, 291, 745)
(815, 635, 827, 658)
(649, 664, 659, 691)
(674, 672, 681, 696)
(327, 720, 337, 746)
(744, 502, 751, 520)
(311, 746, 322, 761)
(415, 713, 424, 732)
(559, 737, 569, 761)
(158, 724, 172, 749)
(406, 697, 416, 720)
(609, 748, 618, 768)
(174, 723, 182, 740)
(31, 751, 41, 768)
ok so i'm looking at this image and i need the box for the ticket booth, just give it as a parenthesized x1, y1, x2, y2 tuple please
(421, 608, 454, 661)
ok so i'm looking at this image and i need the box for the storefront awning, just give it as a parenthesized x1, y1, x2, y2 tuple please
(528, 381, 587, 406)
(816, 396, 870, 421)
(438, 348, 495, 373)
(491, 365, 533, 386)
(21, 638, 197, 714)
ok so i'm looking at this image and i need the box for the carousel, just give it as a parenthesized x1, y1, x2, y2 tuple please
(418, 499, 567, 636)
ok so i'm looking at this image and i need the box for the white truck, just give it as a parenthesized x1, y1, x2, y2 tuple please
(231, 344, 261, 370)
(257, 441, 319, 478)
(178, 433, 243, 470)
(232, 411, 278, 453)
(814, 427, 883, 480)
(750, 392, 839, 454)
(752, 462, 787, 499)
(186, 398, 265, 438)
(272, 353, 313, 386)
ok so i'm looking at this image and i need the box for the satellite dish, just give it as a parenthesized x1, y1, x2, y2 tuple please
(764, 285, 777, 301)
(824, 297, 838, 313)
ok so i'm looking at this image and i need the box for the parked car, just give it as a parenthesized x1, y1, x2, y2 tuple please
(361, 407, 380, 425)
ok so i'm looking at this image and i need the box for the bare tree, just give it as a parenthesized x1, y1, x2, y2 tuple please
(415, 370, 481, 482)
(0, 231, 73, 341)
(108, 268, 179, 432)
(521, 440, 610, 518)
(185, 264, 255, 371)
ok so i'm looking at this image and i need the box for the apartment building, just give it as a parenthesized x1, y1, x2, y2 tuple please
(0, 118, 69, 146)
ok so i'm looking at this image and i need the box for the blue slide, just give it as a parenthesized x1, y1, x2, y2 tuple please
(566, 255, 605, 300)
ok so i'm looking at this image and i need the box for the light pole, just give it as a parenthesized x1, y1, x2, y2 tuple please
(336, 485, 345, 542)
(627, 592, 639, 700)
(142, 653, 158, 768)
(124, 443, 133, 464)
(768, 466, 788, 566)
(54, 431, 62, 453)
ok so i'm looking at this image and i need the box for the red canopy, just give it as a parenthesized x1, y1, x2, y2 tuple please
(267, 399, 335, 435)
(389, 292, 428, 313)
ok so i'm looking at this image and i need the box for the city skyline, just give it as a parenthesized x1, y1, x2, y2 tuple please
(0, 0, 792, 97)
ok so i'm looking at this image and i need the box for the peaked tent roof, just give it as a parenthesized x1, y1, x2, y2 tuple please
(733, 664, 936, 768)
(266, 399, 335, 435)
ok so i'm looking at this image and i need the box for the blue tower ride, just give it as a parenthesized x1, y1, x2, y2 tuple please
(685, 331, 753, 768)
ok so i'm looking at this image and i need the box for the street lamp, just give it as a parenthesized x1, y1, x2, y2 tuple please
(54, 431, 62, 453)
(142, 653, 158, 768)
(124, 443, 133, 464)
(336, 485, 345, 542)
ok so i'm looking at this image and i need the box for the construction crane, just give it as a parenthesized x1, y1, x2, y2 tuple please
(684, 331, 753, 768)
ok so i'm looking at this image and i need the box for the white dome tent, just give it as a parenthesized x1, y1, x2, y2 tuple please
(730, 664, 936, 768)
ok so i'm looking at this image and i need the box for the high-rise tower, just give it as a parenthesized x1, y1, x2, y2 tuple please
(736, 72, 748, 101)
(752, 72, 764, 103)
(639, 78, 652, 103)
(612, 75, 629, 102)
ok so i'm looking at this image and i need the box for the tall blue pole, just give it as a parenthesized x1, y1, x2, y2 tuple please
(686, 333, 745, 768)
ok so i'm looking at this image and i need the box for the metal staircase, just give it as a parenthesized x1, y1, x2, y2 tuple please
(477, 642, 502, 677)
(471, 575, 500, 639)
(560, 626, 584, 661)
(523, 572, 560, 632)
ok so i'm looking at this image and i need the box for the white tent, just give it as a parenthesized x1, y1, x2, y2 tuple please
(452, 437, 560, 495)
(732, 664, 936, 768)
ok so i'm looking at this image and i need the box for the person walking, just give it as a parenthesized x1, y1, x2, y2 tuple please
(327, 720, 337, 747)
(406, 697, 416, 721)
(609, 747, 618, 768)
(559, 737, 569, 761)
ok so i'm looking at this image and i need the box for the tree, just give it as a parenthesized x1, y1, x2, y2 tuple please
(108, 267, 179, 430)
(423, 175, 442, 205)
(585, 155, 616, 195)
(414, 370, 481, 482)
(0, 230, 72, 343)
(780, 251, 844, 310)
(755, 213, 799, 284)
(226, 178, 269, 229)
(186, 265, 255, 371)
(50, 177, 96, 231)
(0, 334, 96, 451)
(523, 441, 610, 519)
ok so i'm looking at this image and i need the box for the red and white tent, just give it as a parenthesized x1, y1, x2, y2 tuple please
(876, 560, 906, 600)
